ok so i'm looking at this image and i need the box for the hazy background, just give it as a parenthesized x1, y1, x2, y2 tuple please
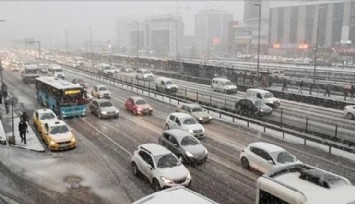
(0, 1, 244, 48)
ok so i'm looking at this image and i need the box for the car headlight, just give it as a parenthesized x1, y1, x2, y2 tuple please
(101, 111, 107, 115)
(202, 127, 205, 132)
(137, 108, 142, 111)
(188, 129, 193, 133)
(208, 116, 212, 119)
(260, 109, 264, 112)
(161, 176, 173, 184)
(198, 117, 203, 121)
(49, 140, 56, 145)
(204, 149, 208, 155)
(186, 151, 194, 157)
(83, 108, 86, 112)
(71, 137, 76, 143)
(115, 110, 119, 113)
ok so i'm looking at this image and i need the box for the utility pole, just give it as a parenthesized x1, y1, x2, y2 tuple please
(254, 3, 262, 86)
(64, 30, 69, 53)
(88, 27, 93, 58)
(176, 20, 179, 60)
(313, 7, 324, 84)
(135, 21, 139, 69)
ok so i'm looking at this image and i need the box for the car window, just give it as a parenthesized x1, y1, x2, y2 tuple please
(93, 101, 98, 106)
(136, 99, 147, 105)
(166, 81, 173, 85)
(169, 136, 178, 145)
(40, 112, 56, 120)
(44, 123, 49, 131)
(264, 93, 273, 98)
(181, 105, 187, 111)
(254, 100, 265, 107)
(256, 93, 262, 99)
(192, 107, 203, 112)
(169, 115, 175, 121)
(161, 81, 165, 85)
(186, 107, 191, 113)
(272, 151, 296, 164)
(163, 133, 170, 140)
(175, 118, 181, 125)
(225, 81, 232, 85)
(99, 87, 107, 91)
(156, 153, 181, 168)
(181, 136, 199, 146)
(258, 149, 273, 161)
(182, 117, 197, 125)
(139, 151, 154, 167)
(99, 101, 112, 107)
(35, 112, 39, 119)
(49, 125, 70, 135)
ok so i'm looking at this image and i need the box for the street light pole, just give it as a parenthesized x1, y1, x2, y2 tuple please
(135, 21, 139, 69)
(254, 3, 262, 86)
(88, 27, 93, 59)
(64, 30, 68, 53)
(176, 20, 179, 60)
(313, 7, 323, 84)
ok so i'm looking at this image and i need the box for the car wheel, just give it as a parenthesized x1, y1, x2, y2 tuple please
(347, 113, 354, 120)
(131, 162, 140, 176)
(165, 124, 170, 130)
(241, 157, 250, 169)
(152, 179, 161, 192)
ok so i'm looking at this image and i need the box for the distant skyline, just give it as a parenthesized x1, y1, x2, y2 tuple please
(0, 1, 244, 49)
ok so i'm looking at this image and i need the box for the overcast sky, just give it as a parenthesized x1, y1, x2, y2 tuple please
(0, 1, 244, 49)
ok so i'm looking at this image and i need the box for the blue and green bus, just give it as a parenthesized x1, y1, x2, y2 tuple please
(35, 77, 86, 118)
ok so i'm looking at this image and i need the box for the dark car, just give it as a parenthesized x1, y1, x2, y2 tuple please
(235, 98, 272, 117)
(158, 129, 208, 164)
(88, 99, 119, 119)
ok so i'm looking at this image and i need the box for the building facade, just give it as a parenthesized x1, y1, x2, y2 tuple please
(269, 0, 355, 57)
(129, 15, 183, 57)
(195, 8, 233, 56)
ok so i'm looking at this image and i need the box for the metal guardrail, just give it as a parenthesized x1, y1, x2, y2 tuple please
(59, 62, 355, 154)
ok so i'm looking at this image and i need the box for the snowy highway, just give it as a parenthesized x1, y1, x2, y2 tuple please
(1, 63, 355, 203)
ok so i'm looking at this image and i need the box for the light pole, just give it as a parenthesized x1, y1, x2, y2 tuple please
(176, 20, 179, 60)
(134, 21, 139, 69)
(313, 7, 324, 84)
(88, 27, 93, 59)
(254, 3, 262, 86)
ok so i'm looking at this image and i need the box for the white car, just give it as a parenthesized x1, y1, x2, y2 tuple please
(131, 144, 191, 192)
(136, 68, 155, 81)
(344, 105, 355, 120)
(165, 113, 205, 138)
(240, 142, 302, 173)
(91, 85, 111, 99)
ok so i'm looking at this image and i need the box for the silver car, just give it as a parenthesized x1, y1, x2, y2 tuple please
(89, 99, 119, 119)
(344, 105, 355, 120)
(159, 129, 208, 164)
(165, 113, 205, 138)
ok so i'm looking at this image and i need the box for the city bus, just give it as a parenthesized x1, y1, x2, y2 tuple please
(256, 164, 355, 204)
(35, 77, 86, 118)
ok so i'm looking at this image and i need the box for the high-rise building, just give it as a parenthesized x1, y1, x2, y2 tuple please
(195, 8, 233, 55)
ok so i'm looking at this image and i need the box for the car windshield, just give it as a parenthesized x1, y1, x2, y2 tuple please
(40, 113, 56, 120)
(100, 101, 112, 107)
(166, 81, 173, 85)
(50, 125, 70, 135)
(272, 151, 296, 164)
(254, 100, 265, 106)
(135, 99, 146, 105)
(264, 93, 273, 98)
(156, 153, 181, 168)
(99, 87, 107, 91)
(25, 69, 37, 74)
(182, 117, 197, 124)
(104, 66, 112, 70)
(191, 107, 203, 112)
(54, 69, 63, 72)
(225, 81, 233, 85)
(143, 71, 152, 74)
(181, 136, 199, 146)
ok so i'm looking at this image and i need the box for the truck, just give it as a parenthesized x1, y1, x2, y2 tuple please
(95, 63, 114, 77)
(21, 64, 39, 84)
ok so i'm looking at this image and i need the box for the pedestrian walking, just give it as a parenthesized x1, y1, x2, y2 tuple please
(250, 74, 255, 86)
(19, 119, 28, 144)
(324, 83, 331, 97)
(242, 72, 246, 84)
(351, 84, 355, 99)
(4, 98, 10, 114)
(20, 112, 29, 123)
(282, 78, 288, 91)
(298, 80, 304, 94)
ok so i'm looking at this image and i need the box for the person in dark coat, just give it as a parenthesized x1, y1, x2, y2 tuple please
(19, 119, 28, 144)
(324, 84, 331, 97)
(351, 84, 355, 99)
(298, 80, 304, 94)
(309, 82, 314, 95)
(20, 112, 29, 123)
(282, 78, 288, 91)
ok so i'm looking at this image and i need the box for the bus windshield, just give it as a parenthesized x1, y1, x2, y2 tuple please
(62, 89, 83, 104)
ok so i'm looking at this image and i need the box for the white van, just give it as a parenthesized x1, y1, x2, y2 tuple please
(246, 88, 280, 107)
(155, 77, 178, 94)
(211, 78, 237, 94)
(48, 65, 65, 79)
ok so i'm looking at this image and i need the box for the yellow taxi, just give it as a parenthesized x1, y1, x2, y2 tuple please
(32, 108, 58, 133)
(42, 120, 76, 150)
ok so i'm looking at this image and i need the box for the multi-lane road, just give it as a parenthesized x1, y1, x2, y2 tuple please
(1, 63, 355, 204)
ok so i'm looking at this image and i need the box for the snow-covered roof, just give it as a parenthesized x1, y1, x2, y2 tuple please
(139, 144, 170, 157)
(132, 186, 218, 204)
(249, 142, 284, 153)
(36, 77, 81, 90)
